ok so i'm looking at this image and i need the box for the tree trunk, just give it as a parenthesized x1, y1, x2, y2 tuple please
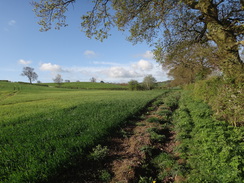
(205, 17, 244, 78)
(188, 1, 244, 79)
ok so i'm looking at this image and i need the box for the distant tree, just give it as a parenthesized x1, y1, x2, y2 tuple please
(53, 74, 63, 84)
(21, 67, 38, 84)
(65, 80, 70, 83)
(37, 80, 41, 83)
(128, 80, 140, 91)
(100, 80, 104, 83)
(90, 77, 96, 82)
(142, 75, 157, 90)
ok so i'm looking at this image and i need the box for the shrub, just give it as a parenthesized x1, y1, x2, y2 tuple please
(89, 145, 109, 161)
(192, 76, 244, 126)
(99, 170, 111, 182)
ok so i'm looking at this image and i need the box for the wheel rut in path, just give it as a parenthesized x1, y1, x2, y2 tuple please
(106, 103, 176, 183)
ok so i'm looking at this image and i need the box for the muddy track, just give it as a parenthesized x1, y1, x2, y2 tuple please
(47, 99, 177, 183)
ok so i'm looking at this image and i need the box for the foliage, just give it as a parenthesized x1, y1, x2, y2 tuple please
(158, 41, 218, 86)
(151, 152, 179, 180)
(142, 74, 157, 90)
(190, 76, 244, 126)
(21, 67, 38, 84)
(147, 117, 161, 123)
(0, 82, 164, 182)
(89, 145, 109, 161)
(147, 128, 165, 142)
(99, 169, 111, 182)
(128, 80, 141, 91)
(163, 91, 181, 110)
(174, 91, 244, 182)
(138, 176, 154, 183)
(32, 0, 244, 78)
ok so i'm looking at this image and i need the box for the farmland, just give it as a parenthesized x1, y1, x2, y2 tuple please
(0, 81, 165, 182)
(38, 81, 128, 90)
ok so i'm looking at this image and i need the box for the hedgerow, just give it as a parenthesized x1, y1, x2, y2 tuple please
(174, 91, 244, 182)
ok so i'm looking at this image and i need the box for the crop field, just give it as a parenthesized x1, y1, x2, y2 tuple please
(0, 82, 164, 182)
(40, 82, 128, 90)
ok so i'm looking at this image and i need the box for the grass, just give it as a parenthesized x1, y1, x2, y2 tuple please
(38, 81, 128, 90)
(0, 81, 165, 182)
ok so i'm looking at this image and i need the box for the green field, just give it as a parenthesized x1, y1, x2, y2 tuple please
(38, 81, 128, 90)
(0, 81, 164, 182)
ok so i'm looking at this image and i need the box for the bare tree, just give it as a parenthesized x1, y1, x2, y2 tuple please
(53, 74, 63, 84)
(21, 67, 38, 84)
(90, 77, 96, 82)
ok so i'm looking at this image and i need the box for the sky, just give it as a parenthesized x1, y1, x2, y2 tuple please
(0, 0, 168, 83)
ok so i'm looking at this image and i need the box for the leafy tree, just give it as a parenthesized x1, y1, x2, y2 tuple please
(32, 0, 244, 79)
(162, 41, 219, 86)
(128, 79, 140, 91)
(53, 74, 63, 84)
(142, 75, 157, 90)
(21, 67, 38, 84)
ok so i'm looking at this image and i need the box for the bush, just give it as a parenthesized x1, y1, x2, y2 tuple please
(192, 76, 244, 126)
(89, 144, 109, 161)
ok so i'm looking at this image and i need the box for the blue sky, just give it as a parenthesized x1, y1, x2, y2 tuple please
(0, 0, 168, 83)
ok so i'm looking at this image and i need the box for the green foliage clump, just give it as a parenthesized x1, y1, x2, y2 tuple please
(151, 152, 179, 180)
(147, 127, 165, 142)
(89, 145, 109, 161)
(128, 80, 142, 91)
(138, 176, 154, 183)
(163, 91, 181, 110)
(99, 170, 111, 182)
(147, 117, 161, 123)
(174, 91, 244, 182)
(192, 76, 244, 126)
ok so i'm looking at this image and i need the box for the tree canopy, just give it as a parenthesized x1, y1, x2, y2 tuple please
(32, 0, 244, 80)
(143, 74, 157, 90)
(21, 67, 38, 84)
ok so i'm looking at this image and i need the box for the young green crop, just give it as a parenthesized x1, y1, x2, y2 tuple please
(0, 82, 165, 182)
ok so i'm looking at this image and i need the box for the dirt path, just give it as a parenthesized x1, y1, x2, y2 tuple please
(48, 98, 177, 183)
(105, 103, 176, 183)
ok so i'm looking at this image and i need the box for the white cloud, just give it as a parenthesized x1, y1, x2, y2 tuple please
(84, 50, 96, 58)
(18, 59, 32, 65)
(38, 60, 168, 83)
(105, 66, 142, 78)
(92, 61, 120, 66)
(132, 59, 153, 71)
(39, 63, 62, 72)
(142, 50, 154, 59)
(8, 20, 16, 26)
(135, 50, 154, 59)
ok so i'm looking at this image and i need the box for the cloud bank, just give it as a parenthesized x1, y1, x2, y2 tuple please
(38, 59, 166, 82)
